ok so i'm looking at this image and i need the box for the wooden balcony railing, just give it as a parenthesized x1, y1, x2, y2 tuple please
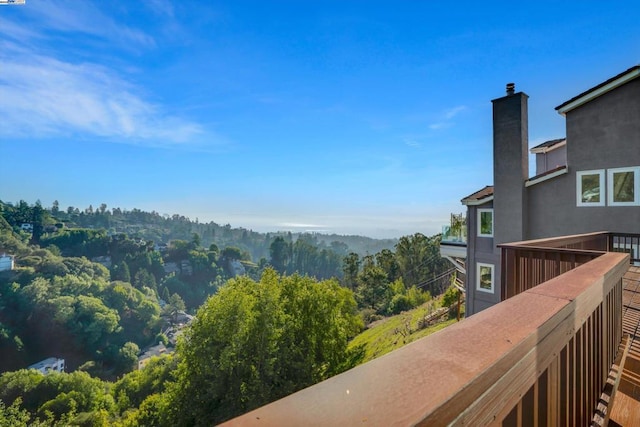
(225, 238, 630, 426)
(609, 232, 640, 263)
(500, 232, 638, 300)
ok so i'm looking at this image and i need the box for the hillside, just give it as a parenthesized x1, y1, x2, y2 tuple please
(347, 297, 464, 365)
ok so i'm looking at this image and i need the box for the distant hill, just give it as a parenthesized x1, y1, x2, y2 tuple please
(40, 203, 397, 261)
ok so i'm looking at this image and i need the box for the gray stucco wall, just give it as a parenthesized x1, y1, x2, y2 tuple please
(465, 202, 500, 315)
(528, 78, 640, 238)
(535, 146, 567, 175)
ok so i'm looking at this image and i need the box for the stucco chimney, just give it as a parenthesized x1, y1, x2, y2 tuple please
(492, 85, 529, 245)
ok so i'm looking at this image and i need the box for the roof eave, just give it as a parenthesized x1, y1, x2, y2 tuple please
(556, 66, 640, 116)
(530, 139, 566, 154)
(462, 195, 494, 206)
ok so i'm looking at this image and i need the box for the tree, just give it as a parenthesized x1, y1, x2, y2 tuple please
(116, 342, 140, 376)
(134, 269, 156, 292)
(395, 233, 430, 288)
(375, 248, 400, 282)
(269, 237, 290, 274)
(191, 233, 201, 248)
(30, 201, 45, 243)
(111, 262, 131, 283)
(165, 269, 362, 425)
(356, 264, 389, 311)
(0, 398, 31, 427)
(342, 252, 360, 290)
(166, 293, 185, 314)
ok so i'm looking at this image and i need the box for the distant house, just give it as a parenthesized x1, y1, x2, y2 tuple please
(0, 253, 14, 272)
(173, 310, 194, 324)
(137, 344, 168, 370)
(163, 262, 180, 274)
(180, 260, 193, 276)
(20, 223, 33, 232)
(229, 259, 246, 277)
(91, 255, 112, 269)
(44, 224, 58, 233)
(28, 357, 65, 374)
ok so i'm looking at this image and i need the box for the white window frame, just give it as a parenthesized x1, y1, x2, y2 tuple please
(576, 169, 605, 207)
(477, 208, 494, 237)
(476, 262, 495, 294)
(607, 166, 640, 206)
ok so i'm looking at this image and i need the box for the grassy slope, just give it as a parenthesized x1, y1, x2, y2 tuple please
(347, 300, 464, 365)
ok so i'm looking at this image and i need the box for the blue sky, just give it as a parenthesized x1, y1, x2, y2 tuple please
(1, 1, 639, 238)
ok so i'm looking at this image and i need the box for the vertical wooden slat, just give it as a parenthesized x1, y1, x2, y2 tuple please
(586, 314, 598, 419)
(559, 347, 567, 426)
(503, 404, 518, 427)
(569, 337, 576, 426)
(517, 400, 523, 427)
(578, 327, 584, 426)
(540, 366, 551, 427)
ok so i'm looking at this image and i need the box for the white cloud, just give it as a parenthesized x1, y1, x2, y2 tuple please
(19, 0, 156, 49)
(428, 105, 468, 130)
(429, 122, 452, 130)
(146, 0, 175, 18)
(444, 105, 467, 119)
(0, 45, 204, 145)
(404, 139, 422, 148)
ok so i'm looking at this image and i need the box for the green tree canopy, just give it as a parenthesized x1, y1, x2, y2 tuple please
(166, 269, 362, 425)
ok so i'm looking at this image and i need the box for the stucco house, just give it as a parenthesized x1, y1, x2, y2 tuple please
(441, 65, 640, 315)
(28, 357, 65, 374)
(0, 253, 14, 272)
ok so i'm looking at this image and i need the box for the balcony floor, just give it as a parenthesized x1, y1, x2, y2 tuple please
(610, 266, 640, 426)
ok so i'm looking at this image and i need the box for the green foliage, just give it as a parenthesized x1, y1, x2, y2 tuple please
(269, 236, 343, 280)
(343, 233, 447, 315)
(0, 370, 113, 421)
(0, 369, 44, 409)
(441, 285, 459, 308)
(133, 269, 156, 292)
(112, 355, 176, 415)
(49, 295, 120, 349)
(115, 342, 140, 376)
(348, 300, 456, 364)
(268, 237, 290, 273)
(110, 262, 131, 283)
(342, 252, 360, 290)
(0, 398, 31, 427)
(115, 393, 167, 427)
(356, 265, 389, 310)
(388, 294, 411, 314)
(165, 269, 362, 425)
(40, 229, 109, 258)
(165, 293, 185, 314)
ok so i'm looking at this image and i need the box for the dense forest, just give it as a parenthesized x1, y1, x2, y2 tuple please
(0, 199, 452, 425)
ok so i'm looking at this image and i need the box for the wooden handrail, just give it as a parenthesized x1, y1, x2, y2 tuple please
(224, 252, 629, 426)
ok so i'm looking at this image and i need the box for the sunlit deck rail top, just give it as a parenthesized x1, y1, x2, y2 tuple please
(225, 252, 628, 426)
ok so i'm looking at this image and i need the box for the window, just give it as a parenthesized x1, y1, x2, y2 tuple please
(476, 263, 494, 293)
(608, 167, 639, 206)
(477, 209, 493, 237)
(577, 170, 605, 206)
